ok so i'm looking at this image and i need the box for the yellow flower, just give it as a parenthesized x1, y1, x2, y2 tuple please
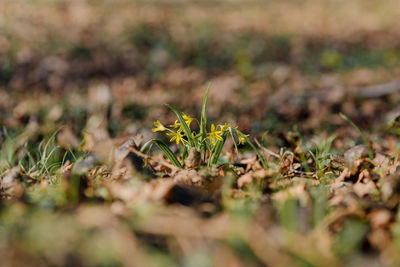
(182, 113, 193, 127)
(170, 120, 180, 129)
(237, 132, 248, 144)
(207, 124, 223, 146)
(167, 131, 184, 145)
(219, 123, 231, 131)
(238, 135, 247, 144)
(152, 120, 166, 132)
(170, 113, 194, 129)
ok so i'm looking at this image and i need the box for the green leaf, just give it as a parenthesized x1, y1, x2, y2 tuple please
(167, 104, 195, 147)
(140, 139, 154, 153)
(200, 83, 211, 142)
(141, 139, 182, 168)
(333, 219, 369, 256)
(209, 130, 229, 166)
(200, 83, 211, 160)
(229, 127, 239, 154)
(182, 145, 188, 162)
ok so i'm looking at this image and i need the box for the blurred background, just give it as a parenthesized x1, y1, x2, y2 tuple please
(2, 1, 400, 266)
(1, 0, 400, 140)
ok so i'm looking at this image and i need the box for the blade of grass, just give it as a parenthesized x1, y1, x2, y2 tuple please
(142, 139, 182, 168)
(200, 83, 211, 142)
(200, 83, 211, 160)
(140, 140, 153, 153)
(182, 145, 188, 162)
(229, 127, 239, 154)
(309, 149, 318, 169)
(247, 138, 269, 169)
(167, 104, 195, 147)
(339, 113, 374, 159)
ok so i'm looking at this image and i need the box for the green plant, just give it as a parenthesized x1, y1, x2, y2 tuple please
(0, 128, 18, 172)
(141, 84, 267, 169)
(18, 131, 64, 181)
(308, 134, 336, 178)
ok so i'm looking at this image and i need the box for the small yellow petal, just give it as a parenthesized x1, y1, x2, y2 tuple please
(170, 120, 180, 128)
(152, 120, 166, 132)
(219, 123, 231, 131)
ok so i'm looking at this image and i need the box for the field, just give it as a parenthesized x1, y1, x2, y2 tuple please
(2, 1, 400, 266)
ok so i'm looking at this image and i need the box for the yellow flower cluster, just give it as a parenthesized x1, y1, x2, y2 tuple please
(152, 113, 194, 145)
(152, 114, 246, 147)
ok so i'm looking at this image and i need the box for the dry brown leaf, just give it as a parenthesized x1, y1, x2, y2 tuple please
(369, 209, 392, 229)
(353, 180, 377, 198)
(272, 183, 309, 205)
(368, 228, 392, 251)
(56, 126, 79, 149)
(173, 169, 203, 186)
(237, 169, 269, 188)
(344, 145, 369, 175)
